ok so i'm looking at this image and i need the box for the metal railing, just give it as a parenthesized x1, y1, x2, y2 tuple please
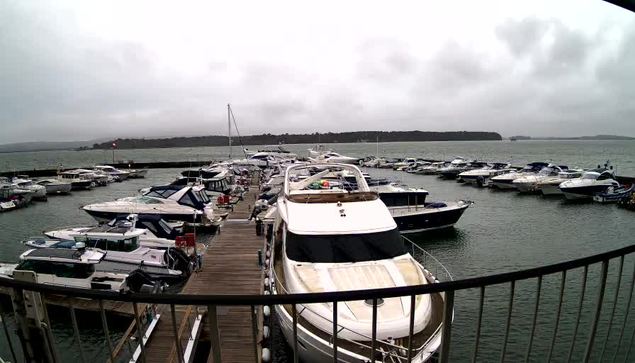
(0, 242, 634, 362)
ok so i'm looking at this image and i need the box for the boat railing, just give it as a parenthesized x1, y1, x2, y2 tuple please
(2, 241, 635, 363)
(404, 236, 453, 283)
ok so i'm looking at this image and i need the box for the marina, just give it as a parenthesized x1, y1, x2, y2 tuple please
(0, 141, 634, 363)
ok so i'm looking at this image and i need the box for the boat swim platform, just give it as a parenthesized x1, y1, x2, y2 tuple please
(139, 174, 265, 363)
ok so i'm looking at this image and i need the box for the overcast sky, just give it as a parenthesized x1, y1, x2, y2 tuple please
(1, 0, 634, 144)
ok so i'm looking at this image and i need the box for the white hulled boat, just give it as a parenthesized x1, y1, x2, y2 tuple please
(559, 169, 620, 200)
(270, 163, 448, 362)
(458, 163, 514, 186)
(36, 179, 72, 194)
(490, 162, 549, 189)
(512, 165, 567, 193)
(536, 170, 584, 195)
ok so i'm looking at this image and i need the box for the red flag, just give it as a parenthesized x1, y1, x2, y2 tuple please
(112, 142, 117, 148)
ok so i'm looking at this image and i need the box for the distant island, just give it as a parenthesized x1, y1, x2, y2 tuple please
(89, 131, 502, 150)
(508, 135, 634, 141)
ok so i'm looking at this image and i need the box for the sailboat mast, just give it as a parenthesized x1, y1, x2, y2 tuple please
(228, 103, 232, 158)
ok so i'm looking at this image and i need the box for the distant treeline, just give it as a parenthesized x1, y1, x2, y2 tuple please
(90, 131, 502, 150)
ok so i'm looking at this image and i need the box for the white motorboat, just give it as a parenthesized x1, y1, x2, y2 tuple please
(512, 165, 567, 193)
(36, 179, 72, 194)
(94, 165, 130, 181)
(406, 161, 431, 173)
(59, 170, 97, 189)
(44, 214, 183, 249)
(0, 248, 161, 293)
(310, 151, 359, 164)
(415, 162, 447, 175)
(458, 163, 514, 186)
(83, 196, 209, 225)
(236, 146, 298, 167)
(559, 169, 620, 200)
(490, 162, 549, 189)
(11, 177, 47, 200)
(392, 157, 418, 170)
(271, 163, 448, 363)
(438, 161, 487, 180)
(536, 170, 584, 195)
(23, 227, 193, 283)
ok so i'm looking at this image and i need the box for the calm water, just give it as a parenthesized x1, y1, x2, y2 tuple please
(0, 140, 634, 362)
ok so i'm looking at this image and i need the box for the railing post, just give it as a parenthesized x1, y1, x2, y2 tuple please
(292, 304, 299, 363)
(407, 294, 416, 363)
(500, 280, 515, 363)
(547, 270, 567, 363)
(132, 302, 147, 363)
(600, 255, 624, 362)
(471, 286, 485, 363)
(439, 290, 455, 363)
(99, 300, 115, 363)
(567, 265, 589, 363)
(371, 298, 377, 362)
(613, 259, 635, 363)
(582, 260, 609, 363)
(171, 304, 185, 363)
(251, 305, 259, 363)
(332, 301, 338, 362)
(69, 298, 87, 363)
(0, 302, 18, 363)
(525, 276, 542, 363)
(207, 305, 222, 363)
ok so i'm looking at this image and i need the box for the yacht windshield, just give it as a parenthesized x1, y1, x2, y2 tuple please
(134, 197, 164, 204)
(286, 228, 406, 263)
(582, 173, 599, 180)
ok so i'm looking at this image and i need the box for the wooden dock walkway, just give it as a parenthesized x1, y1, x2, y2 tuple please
(141, 177, 265, 363)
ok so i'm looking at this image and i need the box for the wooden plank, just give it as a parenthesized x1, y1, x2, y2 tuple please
(142, 183, 264, 363)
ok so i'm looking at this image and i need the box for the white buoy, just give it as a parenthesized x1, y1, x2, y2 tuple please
(263, 325, 270, 338)
(262, 348, 271, 362)
(263, 305, 271, 317)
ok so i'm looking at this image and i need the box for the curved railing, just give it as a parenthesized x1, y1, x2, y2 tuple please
(1, 242, 635, 363)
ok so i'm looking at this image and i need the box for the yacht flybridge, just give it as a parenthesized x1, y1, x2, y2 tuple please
(270, 163, 448, 362)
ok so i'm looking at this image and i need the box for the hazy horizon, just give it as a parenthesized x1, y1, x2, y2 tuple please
(1, 1, 635, 144)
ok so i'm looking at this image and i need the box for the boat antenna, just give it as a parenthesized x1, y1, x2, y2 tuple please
(228, 104, 249, 160)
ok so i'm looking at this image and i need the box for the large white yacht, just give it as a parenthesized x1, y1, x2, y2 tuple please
(11, 177, 47, 199)
(490, 162, 549, 189)
(536, 170, 584, 195)
(558, 169, 620, 200)
(44, 214, 182, 249)
(271, 163, 447, 362)
(0, 248, 160, 292)
(310, 151, 359, 164)
(458, 163, 514, 186)
(512, 165, 567, 193)
(23, 225, 193, 283)
(94, 165, 130, 181)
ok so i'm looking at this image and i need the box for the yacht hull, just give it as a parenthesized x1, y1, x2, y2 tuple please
(43, 183, 72, 194)
(492, 180, 518, 189)
(560, 185, 611, 200)
(84, 209, 204, 224)
(71, 180, 94, 190)
(391, 203, 470, 234)
(539, 184, 562, 195)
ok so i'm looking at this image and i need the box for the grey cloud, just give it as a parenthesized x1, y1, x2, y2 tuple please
(496, 17, 550, 57)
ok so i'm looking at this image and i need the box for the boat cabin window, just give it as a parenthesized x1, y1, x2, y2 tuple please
(17, 261, 95, 278)
(179, 193, 196, 208)
(582, 173, 599, 180)
(597, 173, 614, 181)
(146, 189, 179, 199)
(135, 197, 163, 204)
(74, 237, 140, 252)
(380, 193, 427, 207)
(286, 228, 407, 263)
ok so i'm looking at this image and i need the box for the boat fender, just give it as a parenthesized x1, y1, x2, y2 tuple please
(262, 348, 271, 362)
(265, 259, 270, 267)
(264, 278, 270, 288)
(264, 290, 270, 295)
(263, 306, 271, 317)
(263, 325, 270, 339)
(266, 250, 271, 258)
